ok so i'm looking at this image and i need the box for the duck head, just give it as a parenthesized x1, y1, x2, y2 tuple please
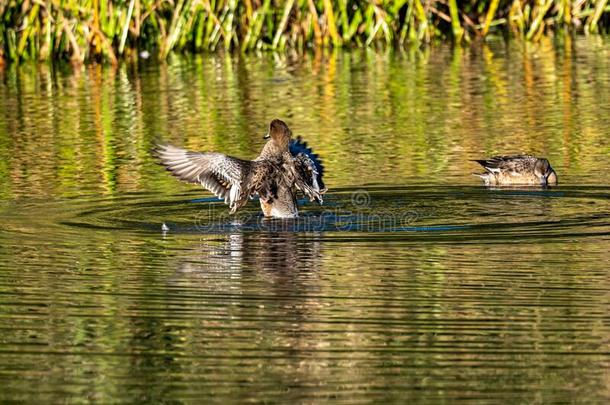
(263, 119, 292, 151)
(534, 158, 558, 186)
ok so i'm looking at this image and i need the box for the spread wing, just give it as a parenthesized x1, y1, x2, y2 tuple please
(289, 137, 326, 192)
(473, 155, 535, 173)
(284, 152, 326, 204)
(154, 144, 251, 212)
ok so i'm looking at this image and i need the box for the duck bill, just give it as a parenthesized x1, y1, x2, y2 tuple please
(263, 132, 270, 140)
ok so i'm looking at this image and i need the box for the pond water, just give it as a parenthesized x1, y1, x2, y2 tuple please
(1, 37, 610, 402)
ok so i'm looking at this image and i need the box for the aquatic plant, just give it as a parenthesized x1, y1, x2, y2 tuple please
(1, 1, 609, 64)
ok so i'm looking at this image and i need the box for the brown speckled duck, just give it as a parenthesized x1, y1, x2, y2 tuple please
(473, 155, 558, 186)
(155, 119, 326, 218)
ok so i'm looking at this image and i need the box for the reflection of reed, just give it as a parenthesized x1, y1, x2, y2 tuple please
(1, 41, 610, 200)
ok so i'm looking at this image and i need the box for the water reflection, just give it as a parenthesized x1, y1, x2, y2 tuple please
(1, 37, 610, 402)
(1, 38, 609, 202)
(169, 231, 323, 291)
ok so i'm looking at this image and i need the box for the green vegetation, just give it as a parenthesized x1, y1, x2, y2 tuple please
(1, 1, 609, 64)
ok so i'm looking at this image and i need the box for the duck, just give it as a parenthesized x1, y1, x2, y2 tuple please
(473, 155, 558, 186)
(154, 119, 326, 219)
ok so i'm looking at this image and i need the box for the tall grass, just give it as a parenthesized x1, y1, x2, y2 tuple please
(1, 1, 609, 64)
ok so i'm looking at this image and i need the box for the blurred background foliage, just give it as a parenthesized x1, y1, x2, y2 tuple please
(0, 0, 609, 65)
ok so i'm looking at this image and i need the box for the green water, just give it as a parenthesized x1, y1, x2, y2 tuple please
(1, 37, 609, 402)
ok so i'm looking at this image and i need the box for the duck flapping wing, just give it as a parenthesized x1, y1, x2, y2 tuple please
(155, 139, 327, 212)
(154, 144, 252, 213)
(283, 151, 326, 204)
(289, 137, 325, 192)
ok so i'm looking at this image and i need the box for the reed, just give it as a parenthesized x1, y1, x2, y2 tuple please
(1, 1, 609, 64)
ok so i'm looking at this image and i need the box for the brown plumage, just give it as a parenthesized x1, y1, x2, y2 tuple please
(473, 155, 558, 186)
(154, 119, 326, 218)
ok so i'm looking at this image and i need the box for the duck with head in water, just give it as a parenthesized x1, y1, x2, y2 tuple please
(473, 155, 558, 186)
(154, 119, 326, 219)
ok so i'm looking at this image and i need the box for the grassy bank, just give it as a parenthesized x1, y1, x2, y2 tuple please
(1, 1, 609, 65)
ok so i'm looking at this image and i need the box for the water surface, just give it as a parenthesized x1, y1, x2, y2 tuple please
(1, 37, 610, 402)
